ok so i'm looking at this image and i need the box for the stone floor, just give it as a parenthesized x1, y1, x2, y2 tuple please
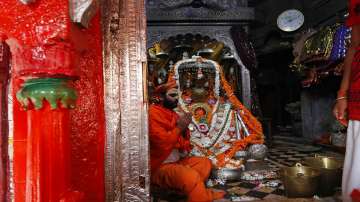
(152, 135, 344, 202)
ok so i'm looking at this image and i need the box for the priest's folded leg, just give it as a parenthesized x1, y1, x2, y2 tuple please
(151, 156, 225, 202)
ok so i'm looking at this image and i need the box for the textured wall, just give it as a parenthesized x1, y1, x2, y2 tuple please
(0, 42, 10, 202)
(251, 0, 306, 49)
(251, 0, 347, 51)
(301, 88, 336, 141)
(0, 1, 105, 201)
(70, 13, 105, 202)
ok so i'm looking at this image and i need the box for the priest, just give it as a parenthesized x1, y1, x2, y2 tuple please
(149, 80, 225, 202)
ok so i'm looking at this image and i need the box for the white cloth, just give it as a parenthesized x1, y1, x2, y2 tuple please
(163, 149, 180, 164)
(342, 120, 360, 202)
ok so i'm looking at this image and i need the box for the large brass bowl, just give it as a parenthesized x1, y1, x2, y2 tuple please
(280, 163, 321, 198)
(303, 157, 342, 196)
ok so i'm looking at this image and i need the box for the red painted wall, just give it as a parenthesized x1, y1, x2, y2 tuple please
(0, 1, 105, 201)
(69, 14, 105, 202)
(0, 42, 10, 202)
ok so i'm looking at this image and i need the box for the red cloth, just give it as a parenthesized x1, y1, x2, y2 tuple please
(352, 189, 360, 202)
(349, 48, 360, 120)
(149, 105, 226, 201)
(347, 0, 360, 120)
(149, 104, 191, 173)
(347, 0, 360, 27)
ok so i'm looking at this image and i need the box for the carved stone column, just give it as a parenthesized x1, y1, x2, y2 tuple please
(102, 0, 150, 201)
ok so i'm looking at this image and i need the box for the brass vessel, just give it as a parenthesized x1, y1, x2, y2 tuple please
(280, 163, 321, 198)
(303, 156, 342, 196)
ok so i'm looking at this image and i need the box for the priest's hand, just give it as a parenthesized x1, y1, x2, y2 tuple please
(177, 112, 192, 132)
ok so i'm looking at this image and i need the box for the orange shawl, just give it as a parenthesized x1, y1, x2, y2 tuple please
(149, 104, 191, 172)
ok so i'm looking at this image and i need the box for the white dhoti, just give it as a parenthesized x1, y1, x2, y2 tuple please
(342, 120, 360, 202)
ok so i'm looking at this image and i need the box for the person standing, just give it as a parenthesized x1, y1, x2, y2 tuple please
(333, 0, 360, 201)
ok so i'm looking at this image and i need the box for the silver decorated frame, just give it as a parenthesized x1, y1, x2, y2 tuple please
(101, 0, 150, 201)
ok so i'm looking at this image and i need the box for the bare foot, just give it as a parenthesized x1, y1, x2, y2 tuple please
(211, 189, 226, 200)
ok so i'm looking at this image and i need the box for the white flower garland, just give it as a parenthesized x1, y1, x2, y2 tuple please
(190, 103, 232, 149)
(172, 57, 245, 166)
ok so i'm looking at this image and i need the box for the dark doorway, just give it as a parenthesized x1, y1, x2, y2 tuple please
(256, 48, 302, 135)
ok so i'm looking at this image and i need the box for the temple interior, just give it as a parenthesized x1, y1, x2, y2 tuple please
(0, 0, 356, 202)
(146, 1, 347, 201)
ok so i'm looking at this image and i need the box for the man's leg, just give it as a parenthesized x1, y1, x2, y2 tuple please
(151, 162, 224, 202)
(342, 121, 354, 201)
(343, 120, 360, 201)
(179, 157, 212, 181)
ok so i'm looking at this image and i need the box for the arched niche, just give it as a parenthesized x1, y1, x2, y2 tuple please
(147, 27, 251, 107)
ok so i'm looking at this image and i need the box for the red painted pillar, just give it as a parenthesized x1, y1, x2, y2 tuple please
(0, 1, 78, 201)
(16, 78, 80, 202)
(0, 40, 10, 202)
(0, 1, 105, 201)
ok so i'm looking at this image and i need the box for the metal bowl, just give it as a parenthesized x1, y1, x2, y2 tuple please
(280, 163, 321, 198)
(303, 156, 342, 170)
(211, 168, 243, 182)
(234, 151, 247, 160)
(247, 144, 268, 160)
(303, 157, 342, 196)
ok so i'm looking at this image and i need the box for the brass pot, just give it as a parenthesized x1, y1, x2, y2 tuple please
(280, 163, 321, 198)
(303, 156, 343, 196)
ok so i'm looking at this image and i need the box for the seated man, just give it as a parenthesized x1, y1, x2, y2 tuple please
(149, 80, 225, 202)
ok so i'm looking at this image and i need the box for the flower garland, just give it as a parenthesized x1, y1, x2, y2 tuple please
(214, 68, 264, 167)
(189, 103, 232, 149)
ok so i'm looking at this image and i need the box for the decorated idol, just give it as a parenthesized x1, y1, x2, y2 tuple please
(168, 56, 264, 168)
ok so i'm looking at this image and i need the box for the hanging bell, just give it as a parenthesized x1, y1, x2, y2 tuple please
(173, 39, 192, 52)
(197, 47, 214, 57)
(208, 41, 224, 61)
(221, 51, 235, 61)
(154, 43, 169, 59)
